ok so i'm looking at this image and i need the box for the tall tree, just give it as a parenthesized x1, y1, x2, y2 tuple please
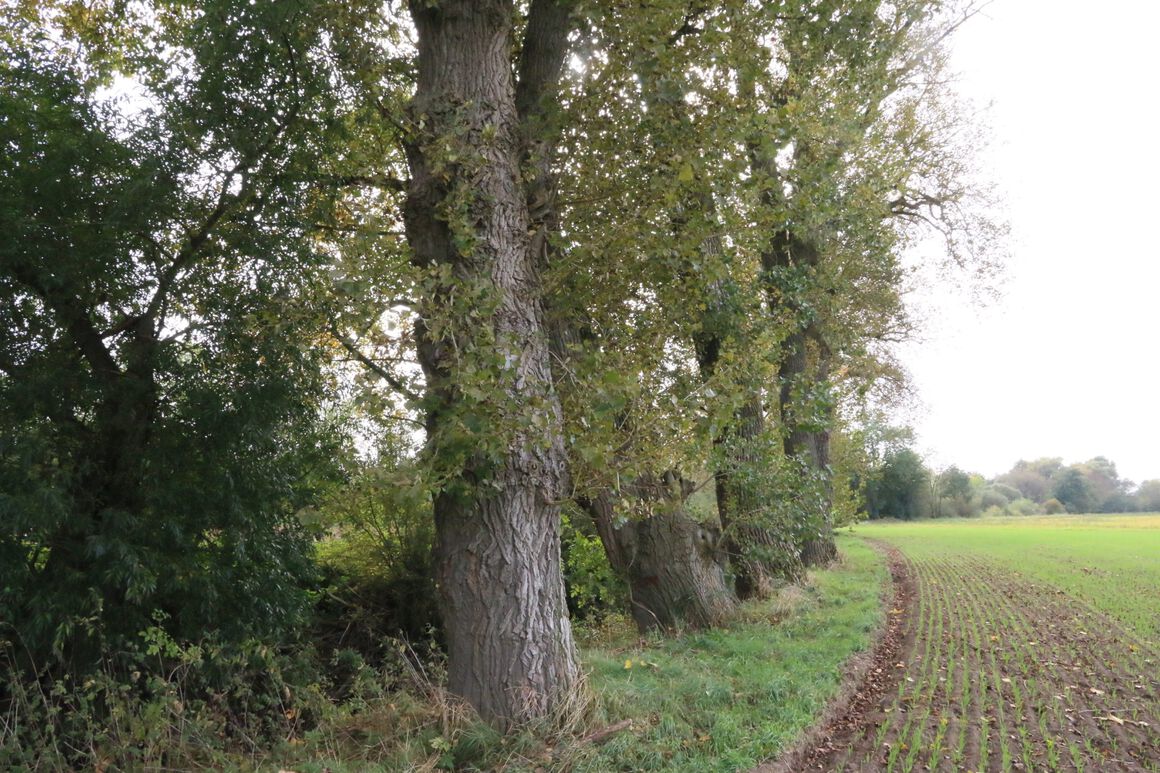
(402, 0, 580, 726)
(0, 0, 362, 671)
(737, 0, 1000, 562)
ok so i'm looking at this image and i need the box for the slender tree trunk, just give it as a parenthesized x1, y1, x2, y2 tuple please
(40, 317, 159, 655)
(711, 398, 800, 596)
(404, 0, 578, 727)
(776, 321, 838, 567)
(685, 174, 787, 597)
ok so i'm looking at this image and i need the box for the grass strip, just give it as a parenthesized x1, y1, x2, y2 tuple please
(568, 535, 887, 773)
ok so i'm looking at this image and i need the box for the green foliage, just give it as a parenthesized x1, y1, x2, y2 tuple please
(562, 510, 627, 620)
(1135, 480, 1160, 512)
(830, 426, 869, 527)
(0, 0, 378, 674)
(1006, 497, 1042, 517)
(978, 487, 1010, 511)
(994, 457, 1146, 514)
(0, 624, 332, 770)
(865, 448, 932, 520)
(710, 429, 814, 578)
(1051, 468, 1094, 514)
(938, 466, 972, 501)
(312, 460, 440, 659)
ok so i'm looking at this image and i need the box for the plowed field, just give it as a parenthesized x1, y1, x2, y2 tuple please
(800, 519, 1160, 772)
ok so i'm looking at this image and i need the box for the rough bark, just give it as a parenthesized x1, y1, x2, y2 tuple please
(579, 474, 735, 632)
(403, 0, 579, 727)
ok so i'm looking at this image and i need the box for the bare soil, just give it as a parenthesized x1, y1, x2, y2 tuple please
(773, 540, 1159, 772)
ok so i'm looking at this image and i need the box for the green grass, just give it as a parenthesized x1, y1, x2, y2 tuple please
(167, 537, 888, 772)
(856, 514, 1160, 642)
(567, 535, 886, 772)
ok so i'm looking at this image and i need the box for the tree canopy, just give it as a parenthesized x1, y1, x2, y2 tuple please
(2, 0, 1007, 732)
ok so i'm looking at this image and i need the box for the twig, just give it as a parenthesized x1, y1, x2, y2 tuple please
(577, 718, 633, 747)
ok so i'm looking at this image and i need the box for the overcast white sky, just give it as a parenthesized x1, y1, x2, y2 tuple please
(897, 0, 1160, 485)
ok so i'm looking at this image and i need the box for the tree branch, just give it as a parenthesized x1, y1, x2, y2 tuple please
(329, 323, 421, 402)
(514, 0, 578, 124)
(7, 261, 120, 384)
(143, 35, 306, 330)
(315, 173, 408, 192)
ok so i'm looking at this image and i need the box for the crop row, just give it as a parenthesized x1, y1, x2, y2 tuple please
(826, 543, 1158, 772)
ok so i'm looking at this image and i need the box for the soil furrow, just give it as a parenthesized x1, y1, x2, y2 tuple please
(776, 538, 1159, 772)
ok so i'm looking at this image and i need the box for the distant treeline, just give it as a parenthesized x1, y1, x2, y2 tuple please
(861, 453, 1160, 519)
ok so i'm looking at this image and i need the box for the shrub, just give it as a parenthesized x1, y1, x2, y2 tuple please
(562, 509, 627, 620)
(0, 623, 331, 771)
(1043, 498, 1066, 514)
(311, 464, 441, 664)
(979, 488, 1010, 511)
(1008, 498, 1042, 516)
(990, 483, 1023, 502)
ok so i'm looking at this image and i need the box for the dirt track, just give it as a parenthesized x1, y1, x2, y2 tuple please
(786, 540, 1159, 772)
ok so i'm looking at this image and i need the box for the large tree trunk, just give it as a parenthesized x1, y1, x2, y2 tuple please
(579, 474, 736, 632)
(742, 69, 837, 568)
(404, 0, 578, 727)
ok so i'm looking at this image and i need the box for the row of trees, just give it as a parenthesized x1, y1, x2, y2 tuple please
(863, 446, 1160, 519)
(2, 0, 999, 729)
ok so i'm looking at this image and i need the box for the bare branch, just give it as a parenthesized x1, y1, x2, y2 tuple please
(328, 323, 421, 402)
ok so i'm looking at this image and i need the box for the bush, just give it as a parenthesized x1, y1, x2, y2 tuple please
(0, 623, 331, 771)
(562, 509, 627, 620)
(1008, 498, 1042, 516)
(990, 483, 1023, 503)
(1043, 498, 1066, 514)
(311, 465, 441, 664)
(979, 488, 1010, 511)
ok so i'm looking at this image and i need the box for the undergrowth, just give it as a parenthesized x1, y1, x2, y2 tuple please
(260, 534, 885, 772)
(1, 535, 886, 771)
